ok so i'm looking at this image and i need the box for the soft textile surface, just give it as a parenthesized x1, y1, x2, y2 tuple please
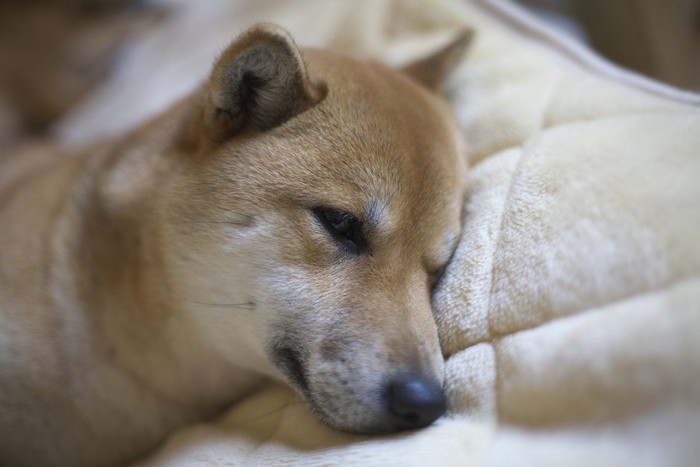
(60, 0, 700, 465)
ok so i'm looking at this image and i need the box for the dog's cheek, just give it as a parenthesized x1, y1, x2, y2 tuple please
(256, 268, 322, 380)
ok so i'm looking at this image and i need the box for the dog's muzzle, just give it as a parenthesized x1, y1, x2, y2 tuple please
(270, 337, 447, 433)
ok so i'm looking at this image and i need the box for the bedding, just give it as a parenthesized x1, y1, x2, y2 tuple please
(58, 0, 700, 465)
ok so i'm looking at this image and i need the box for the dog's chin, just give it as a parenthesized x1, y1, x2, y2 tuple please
(306, 399, 397, 435)
(301, 381, 447, 435)
(295, 384, 401, 435)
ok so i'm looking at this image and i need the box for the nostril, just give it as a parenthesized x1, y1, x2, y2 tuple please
(386, 375, 447, 430)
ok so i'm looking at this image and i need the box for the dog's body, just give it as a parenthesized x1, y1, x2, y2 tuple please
(0, 25, 470, 466)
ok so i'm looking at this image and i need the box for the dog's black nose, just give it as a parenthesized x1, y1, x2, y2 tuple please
(386, 375, 447, 430)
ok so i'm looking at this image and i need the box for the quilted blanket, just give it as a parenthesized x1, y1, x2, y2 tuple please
(59, 0, 700, 465)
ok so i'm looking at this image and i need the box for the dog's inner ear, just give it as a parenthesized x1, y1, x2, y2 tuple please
(402, 29, 473, 91)
(201, 23, 327, 145)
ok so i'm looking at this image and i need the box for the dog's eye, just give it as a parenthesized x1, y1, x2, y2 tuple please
(312, 206, 367, 255)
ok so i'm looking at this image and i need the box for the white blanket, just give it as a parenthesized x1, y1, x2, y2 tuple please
(61, 1, 700, 465)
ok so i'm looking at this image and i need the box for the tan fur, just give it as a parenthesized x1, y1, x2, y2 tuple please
(0, 24, 470, 466)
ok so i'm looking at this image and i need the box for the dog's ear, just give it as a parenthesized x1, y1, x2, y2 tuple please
(200, 23, 326, 145)
(402, 29, 473, 90)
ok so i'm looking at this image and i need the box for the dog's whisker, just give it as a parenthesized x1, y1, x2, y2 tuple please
(232, 400, 306, 425)
(172, 220, 253, 227)
(168, 212, 256, 227)
(186, 299, 256, 309)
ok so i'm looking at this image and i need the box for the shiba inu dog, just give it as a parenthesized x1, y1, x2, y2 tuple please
(0, 24, 471, 467)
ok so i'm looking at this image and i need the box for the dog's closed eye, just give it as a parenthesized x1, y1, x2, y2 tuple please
(312, 207, 367, 255)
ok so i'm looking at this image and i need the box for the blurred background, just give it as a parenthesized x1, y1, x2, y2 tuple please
(515, 0, 700, 91)
(1, 0, 699, 148)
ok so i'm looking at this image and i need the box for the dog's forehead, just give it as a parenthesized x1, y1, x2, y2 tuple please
(301, 51, 462, 188)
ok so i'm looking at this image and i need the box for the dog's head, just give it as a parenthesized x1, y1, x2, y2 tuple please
(164, 24, 470, 433)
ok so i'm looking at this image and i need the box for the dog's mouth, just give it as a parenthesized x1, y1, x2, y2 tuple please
(269, 342, 341, 424)
(271, 345, 310, 394)
(270, 342, 348, 430)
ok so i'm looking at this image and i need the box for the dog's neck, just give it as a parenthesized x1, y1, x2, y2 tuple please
(42, 102, 265, 424)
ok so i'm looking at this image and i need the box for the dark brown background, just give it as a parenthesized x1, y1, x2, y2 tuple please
(516, 0, 700, 91)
